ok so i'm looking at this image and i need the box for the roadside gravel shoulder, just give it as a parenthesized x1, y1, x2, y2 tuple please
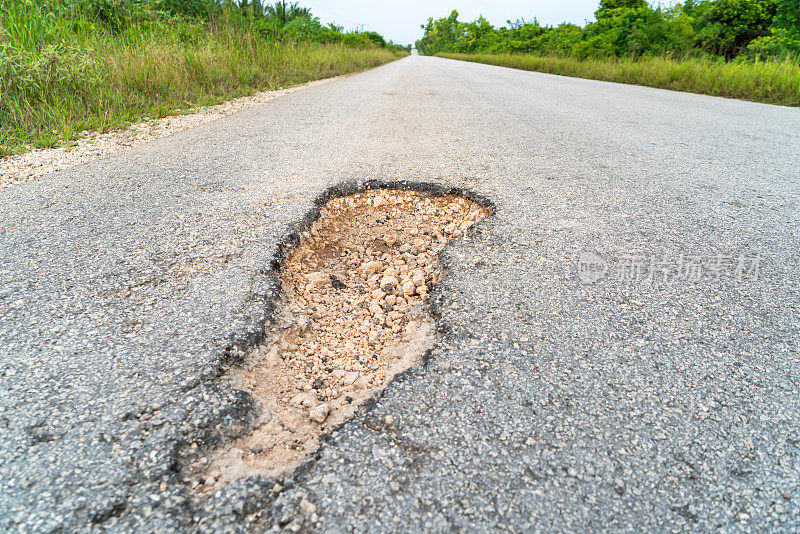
(0, 76, 344, 189)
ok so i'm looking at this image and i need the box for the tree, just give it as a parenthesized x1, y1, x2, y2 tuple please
(595, 0, 648, 19)
(582, 2, 667, 57)
(697, 0, 776, 58)
(745, 0, 800, 58)
(461, 16, 497, 53)
(773, 0, 800, 35)
(416, 10, 463, 55)
(264, 1, 311, 25)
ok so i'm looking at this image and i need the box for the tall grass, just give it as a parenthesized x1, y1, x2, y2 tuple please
(0, 2, 406, 156)
(438, 52, 800, 107)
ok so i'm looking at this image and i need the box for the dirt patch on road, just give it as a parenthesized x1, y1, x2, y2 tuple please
(188, 188, 490, 489)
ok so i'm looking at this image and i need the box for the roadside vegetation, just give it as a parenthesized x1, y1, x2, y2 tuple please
(439, 53, 800, 106)
(0, 1, 409, 156)
(418, 0, 800, 106)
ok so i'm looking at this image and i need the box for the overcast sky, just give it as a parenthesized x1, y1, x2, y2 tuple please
(298, 1, 603, 46)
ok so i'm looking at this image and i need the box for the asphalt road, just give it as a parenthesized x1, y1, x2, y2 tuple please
(1, 56, 799, 532)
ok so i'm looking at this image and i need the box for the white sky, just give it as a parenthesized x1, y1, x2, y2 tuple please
(298, 1, 603, 46)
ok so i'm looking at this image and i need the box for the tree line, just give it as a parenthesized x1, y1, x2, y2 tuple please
(32, 0, 409, 51)
(416, 0, 799, 60)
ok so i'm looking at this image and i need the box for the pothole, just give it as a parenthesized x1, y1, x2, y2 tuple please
(188, 187, 491, 490)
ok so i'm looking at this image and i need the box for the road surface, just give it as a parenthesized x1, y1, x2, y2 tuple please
(1, 56, 799, 532)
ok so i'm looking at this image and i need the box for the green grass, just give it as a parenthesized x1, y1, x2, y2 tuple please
(0, 3, 406, 156)
(437, 52, 800, 107)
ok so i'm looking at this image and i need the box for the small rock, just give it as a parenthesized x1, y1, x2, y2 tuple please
(309, 404, 329, 423)
(299, 498, 317, 515)
(401, 281, 416, 296)
(330, 275, 346, 289)
(380, 276, 397, 293)
(371, 288, 386, 301)
(290, 392, 316, 407)
(343, 372, 358, 385)
(305, 272, 329, 289)
(361, 260, 383, 275)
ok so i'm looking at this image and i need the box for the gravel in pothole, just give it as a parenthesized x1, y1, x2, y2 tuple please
(190, 189, 490, 489)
